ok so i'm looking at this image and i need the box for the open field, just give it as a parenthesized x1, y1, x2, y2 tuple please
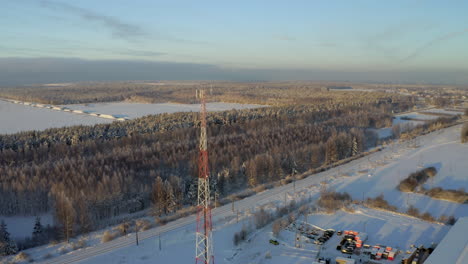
(0, 99, 264, 134)
(0, 100, 113, 134)
(60, 102, 266, 119)
(335, 123, 468, 218)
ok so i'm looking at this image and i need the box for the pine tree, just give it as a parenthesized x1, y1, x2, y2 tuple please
(217, 173, 226, 195)
(210, 175, 218, 201)
(164, 181, 176, 214)
(32, 216, 44, 245)
(186, 179, 198, 205)
(0, 220, 17, 256)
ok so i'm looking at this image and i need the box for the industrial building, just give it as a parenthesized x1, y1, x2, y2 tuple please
(424, 217, 468, 264)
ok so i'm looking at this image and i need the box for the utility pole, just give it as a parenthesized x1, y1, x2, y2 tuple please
(136, 228, 139, 246)
(66, 214, 70, 244)
(159, 233, 162, 251)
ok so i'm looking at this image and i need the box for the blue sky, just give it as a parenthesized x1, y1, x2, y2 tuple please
(1, 0, 467, 84)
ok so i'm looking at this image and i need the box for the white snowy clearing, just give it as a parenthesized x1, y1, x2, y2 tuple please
(12, 122, 466, 264)
(0, 99, 265, 135)
(375, 109, 461, 139)
(0, 100, 113, 135)
(60, 102, 266, 119)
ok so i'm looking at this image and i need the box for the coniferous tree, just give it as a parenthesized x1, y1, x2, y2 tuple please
(164, 181, 176, 214)
(0, 220, 17, 256)
(186, 179, 198, 205)
(32, 216, 44, 245)
(217, 173, 226, 195)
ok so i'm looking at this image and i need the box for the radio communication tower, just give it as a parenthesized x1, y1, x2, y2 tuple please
(195, 89, 214, 264)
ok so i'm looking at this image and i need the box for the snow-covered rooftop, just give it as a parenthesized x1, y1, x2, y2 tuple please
(425, 217, 468, 264)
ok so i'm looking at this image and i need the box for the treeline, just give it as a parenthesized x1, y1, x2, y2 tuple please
(0, 81, 414, 106)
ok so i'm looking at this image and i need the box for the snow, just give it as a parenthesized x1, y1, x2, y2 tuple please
(0, 213, 54, 240)
(424, 217, 468, 264)
(0, 100, 113, 135)
(0, 99, 266, 135)
(375, 109, 461, 139)
(334, 124, 468, 219)
(396, 113, 439, 121)
(300, 208, 448, 250)
(60, 102, 266, 119)
(6, 121, 467, 264)
(420, 109, 464, 116)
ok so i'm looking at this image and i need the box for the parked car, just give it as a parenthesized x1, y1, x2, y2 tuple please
(341, 248, 353, 254)
(269, 239, 279, 245)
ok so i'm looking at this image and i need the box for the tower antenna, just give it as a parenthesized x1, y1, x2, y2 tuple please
(195, 89, 214, 264)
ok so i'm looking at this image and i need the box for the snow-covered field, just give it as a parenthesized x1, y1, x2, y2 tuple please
(12, 122, 466, 264)
(60, 102, 266, 119)
(335, 124, 468, 219)
(375, 109, 460, 139)
(0, 100, 265, 135)
(0, 100, 113, 134)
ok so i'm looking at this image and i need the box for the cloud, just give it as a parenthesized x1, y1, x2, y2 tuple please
(400, 28, 468, 62)
(40, 0, 146, 40)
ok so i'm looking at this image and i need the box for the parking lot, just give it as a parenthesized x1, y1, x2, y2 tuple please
(286, 221, 415, 264)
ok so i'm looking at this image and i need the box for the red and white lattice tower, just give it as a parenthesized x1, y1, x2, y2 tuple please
(195, 89, 214, 264)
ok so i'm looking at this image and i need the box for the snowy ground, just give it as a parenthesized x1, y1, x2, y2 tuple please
(10, 122, 465, 264)
(419, 109, 464, 116)
(0, 99, 265, 135)
(375, 109, 459, 139)
(0, 100, 113, 134)
(236, 207, 449, 264)
(335, 124, 468, 219)
(60, 102, 266, 119)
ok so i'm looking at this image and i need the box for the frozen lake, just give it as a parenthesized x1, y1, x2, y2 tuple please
(0, 100, 266, 135)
